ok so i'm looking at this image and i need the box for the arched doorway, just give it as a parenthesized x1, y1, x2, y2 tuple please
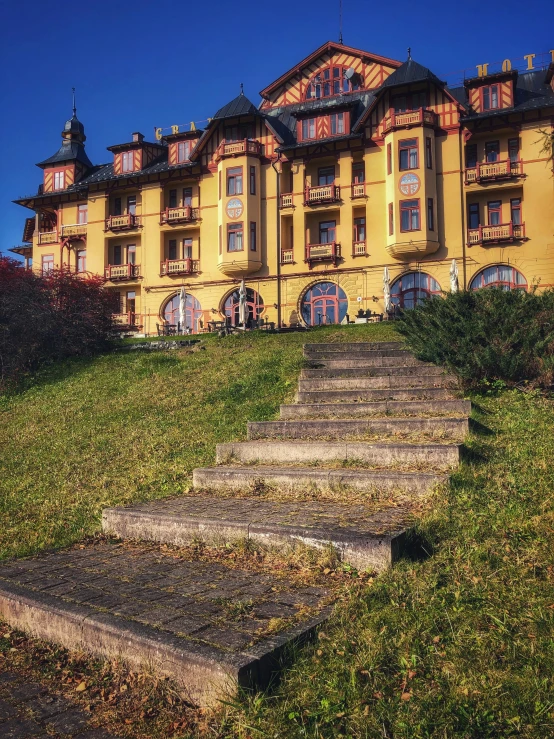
(223, 287, 264, 327)
(163, 293, 203, 332)
(391, 272, 441, 309)
(300, 282, 348, 326)
(470, 265, 527, 291)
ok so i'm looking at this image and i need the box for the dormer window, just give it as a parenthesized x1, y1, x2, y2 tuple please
(305, 65, 362, 100)
(177, 141, 191, 163)
(482, 84, 499, 111)
(53, 170, 65, 190)
(298, 111, 350, 142)
(393, 92, 427, 112)
(330, 113, 344, 135)
(121, 152, 134, 172)
(225, 125, 254, 142)
(301, 118, 316, 140)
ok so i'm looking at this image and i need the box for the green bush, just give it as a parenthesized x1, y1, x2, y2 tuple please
(396, 288, 554, 388)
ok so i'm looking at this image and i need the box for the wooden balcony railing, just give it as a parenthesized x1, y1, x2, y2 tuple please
(38, 230, 58, 244)
(160, 258, 200, 276)
(280, 249, 294, 264)
(215, 139, 262, 160)
(467, 222, 526, 246)
(465, 159, 523, 184)
(105, 214, 141, 231)
(352, 241, 367, 256)
(279, 193, 294, 208)
(304, 184, 341, 206)
(160, 206, 199, 224)
(305, 241, 341, 267)
(383, 107, 438, 132)
(112, 312, 141, 328)
(351, 183, 365, 198)
(104, 263, 141, 280)
(60, 223, 87, 238)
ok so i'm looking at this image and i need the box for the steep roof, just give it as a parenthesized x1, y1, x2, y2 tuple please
(381, 57, 444, 88)
(213, 92, 259, 120)
(457, 69, 554, 120)
(36, 140, 93, 169)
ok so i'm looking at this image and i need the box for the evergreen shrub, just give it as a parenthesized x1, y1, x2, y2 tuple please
(396, 288, 554, 388)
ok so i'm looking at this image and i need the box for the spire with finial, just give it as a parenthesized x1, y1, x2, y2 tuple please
(407, 47, 412, 60)
(240, 82, 244, 96)
(339, 0, 343, 44)
(72, 87, 77, 117)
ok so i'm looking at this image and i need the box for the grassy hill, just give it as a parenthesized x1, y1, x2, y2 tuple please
(1, 324, 553, 737)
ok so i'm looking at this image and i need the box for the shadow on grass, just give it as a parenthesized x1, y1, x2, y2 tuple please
(401, 527, 435, 562)
(468, 418, 494, 436)
(1, 353, 105, 400)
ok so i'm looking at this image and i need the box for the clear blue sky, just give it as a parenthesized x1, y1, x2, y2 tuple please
(0, 0, 550, 257)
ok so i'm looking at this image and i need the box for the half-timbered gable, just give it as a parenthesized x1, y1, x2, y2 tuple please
(108, 133, 166, 176)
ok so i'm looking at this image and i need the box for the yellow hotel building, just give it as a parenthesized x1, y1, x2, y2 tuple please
(12, 42, 554, 333)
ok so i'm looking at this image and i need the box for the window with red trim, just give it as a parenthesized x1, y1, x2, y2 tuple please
(427, 198, 434, 231)
(425, 137, 433, 169)
(318, 167, 335, 186)
(53, 171, 65, 190)
(488, 200, 502, 225)
(468, 203, 480, 229)
(250, 166, 256, 195)
(508, 138, 519, 163)
(127, 244, 136, 264)
(482, 84, 500, 111)
(353, 217, 365, 242)
(121, 152, 134, 172)
(330, 112, 345, 135)
(168, 239, 178, 260)
(393, 91, 427, 112)
(250, 222, 257, 251)
(399, 139, 418, 170)
(225, 124, 253, 142)
(227, 222, 243, 251)
(78, 204, 88, 224)
(127, 196, 136, 216)
(400, 199, 420, 231)
(41, 254, 54, 274)
(305, 64, 362, 100)
(183, 187, 192, 206)
(177, 141, 191, 162)
(485, 141, 499, 163)
(510, 198, 521, 225)
(76, 249, 86, 273)
(387, 143, 392, 175)
(352, 162, 365, 183)
(319, 221, 336, 243)
(470, 265, 527, 291)
(301, 118, 316, 140)
(169, 189, 177, 208)
(113, 245, 122, 265)
(226, 167, 243, 195)
(388, 203, 394, 235)
(183, 238, 193, 258)
(465, 144, 477, 168)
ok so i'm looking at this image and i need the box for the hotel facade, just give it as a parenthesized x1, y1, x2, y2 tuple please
(12, 42, 554, 333)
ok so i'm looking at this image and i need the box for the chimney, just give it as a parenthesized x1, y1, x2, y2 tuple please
(132, 132, 144, 143)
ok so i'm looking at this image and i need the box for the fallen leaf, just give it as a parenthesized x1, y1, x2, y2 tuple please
(401, 692, 411, 701)
(433, 636, 441, 643)
(75, 682, 87, 692)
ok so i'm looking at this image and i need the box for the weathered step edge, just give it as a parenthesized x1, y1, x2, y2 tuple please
(296, 387, 456, 403)
(103, 505, 410, 572)
(303, 342, 404, 352)
(0, 580, 330, 708)
(301, 365, 443, 379)
(298, 375, 457, 391)
(280, 399, 472, 418)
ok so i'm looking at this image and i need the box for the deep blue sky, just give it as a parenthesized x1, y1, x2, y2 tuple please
(0, 0, 550, 257)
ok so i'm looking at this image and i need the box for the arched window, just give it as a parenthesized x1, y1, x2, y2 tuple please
(391, 272, 441, 309)
(223, 287, 264, 327)
(163, 293, 203, 332)
(470, 265, 527, 291)
(305, 65, 362, 100)
(301, 282, 348, 326)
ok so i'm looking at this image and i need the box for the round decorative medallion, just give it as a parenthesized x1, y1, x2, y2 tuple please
(226, 198, 244, 219)
(398, 173, 421, 196)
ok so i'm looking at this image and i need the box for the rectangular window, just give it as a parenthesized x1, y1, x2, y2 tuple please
(482, 84, 499, 111)
(387, 143, 392, 175)
(399, 139, 418, 170)
(388, 203, 394, 235)
(41, 254, 54, 274)
(225, 125, 253, 142)
(127, 196, 136, 215)
(78, 204, 88, 224)
(127, 244, 136, 264)
(465, 144, 478, 168)
(301, 118, 316, 140)
(250, 222, 257, 251)
(177, 141, 191, 162)
(510, 198, 521, 225)
(183, 238, 193, 258)
(508, 138, 519, 162)
(169, 189, 177, 208)
(488, 200, 502, 226)
(468, 203, 480, 229)
(352, 162, 365, 184)
(182, 187, 192, 206)
(113, 245, 122, 265)
(53, 171, 65, 190)
(126, 291, 136, 316)
(227, 222, 244, 252)
(393, 91, 427, 112)
(168, 239, 178, 260)
(76, 249, 86, 273)
(319, 220, 336, 243)
(318, 166, 335, 186)
(400, 199, 420, 231)
(353, 217, 365, 242)
(250, 166, 256, 195)
(330, 112, 344, 135)
(114, 197, 122, 216)
(121, 152, 134, 172)
(425, 137, 433, 169)
(226, 167, 243, 195)
(485, 141, 499, 163)
(427, 198, 434, 231)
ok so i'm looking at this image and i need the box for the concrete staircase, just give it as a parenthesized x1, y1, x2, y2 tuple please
(0, 340, 469, 707)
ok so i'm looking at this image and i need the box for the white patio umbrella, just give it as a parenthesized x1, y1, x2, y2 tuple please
(450, 259, 459, 293)
(238, 279, 247, 327)
(178, 286, 187, 334)
(383, 267, 392, 315)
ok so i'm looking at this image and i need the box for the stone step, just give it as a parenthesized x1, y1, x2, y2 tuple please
(247, 417, 468, 441)
(306, 355, 425, 368)
(280, 399, 472, 418)
(301, 365, 443, 379)
(305, 349, 412, 361)
(0, 543, 331, 707)
(304, 342, 404, 352)
(216, 440, 461, 469)
(192, 466, 446, 496)
(296, 387, 456, 404)
(298, 375, 457, 391)
(103, 495, 417, 572)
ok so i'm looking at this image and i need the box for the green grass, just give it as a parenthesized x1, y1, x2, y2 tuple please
(0, 323, 398, 560)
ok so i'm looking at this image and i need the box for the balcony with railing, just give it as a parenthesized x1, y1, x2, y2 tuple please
(279, 193, 294, 209)
(467, 222, 526, 246)
(160, 258, 200, 276)
(351, 183, 366, 199)
(280, 248, 294, 264)
(304, 184, 341, 206)
(215, 139, 262, 161)
(305, 241, 341, 267)
(60, 223, 87, 239)
(105, 214, 141, 231)
(383, 108, 438, 133)
(38, 230, 58, 244)
(352, 241, 367, 256)
(465, 159, 524, 185)
(160, 206, 200, 225)
(112, 312, 141, 329)
(104, 263, 141, 281)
